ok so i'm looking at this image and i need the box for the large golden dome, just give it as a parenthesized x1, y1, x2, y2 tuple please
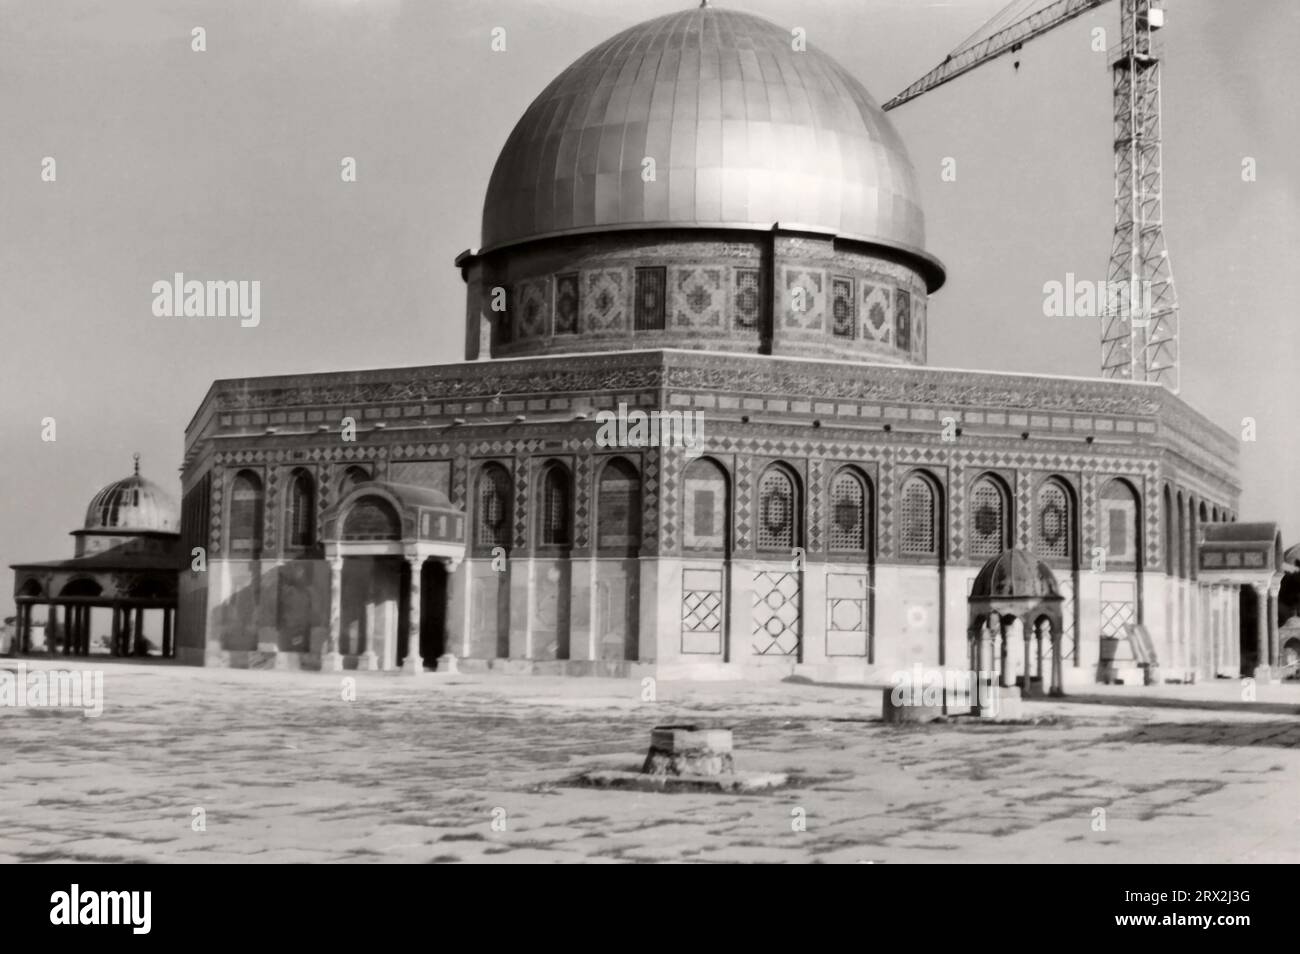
(481, 4, 930, 268)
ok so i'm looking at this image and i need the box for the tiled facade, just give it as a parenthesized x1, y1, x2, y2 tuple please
(178, 349, 1246, 684)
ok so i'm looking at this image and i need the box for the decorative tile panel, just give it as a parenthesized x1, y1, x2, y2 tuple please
(582, 269, 627, 332)
(782, 267, 825, 330)
(826, 572, 869, 657)
(513, 278, 549, 340)
(681, 568, 724, 655)
(894, 288, 912, 352)
(574, 452, 592, 549)
(671, 266, 724, 330)
(554, 272, 579, 335)
(751, 570, 801, 657)
(861, 282, 892, 344)
(734, 268, 762, 331)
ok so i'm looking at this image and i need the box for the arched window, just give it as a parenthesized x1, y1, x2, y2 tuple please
(757, 465, 798, 552)
(968, 475, 1010, 558)
(1036, 479, 1072, 560)
(1101, 478, 1141, 565)
(342, 496, 401, 541)
(899, 474, 940, 557)
(828, 468, 869, 552)
(285, 470, 316, 548)
(597, 457, 641, 553)
(539, 464, 571, 547)
(684, 457, 728, 550)
(474, 464, 511, 549)
(229, 470, 264, 558)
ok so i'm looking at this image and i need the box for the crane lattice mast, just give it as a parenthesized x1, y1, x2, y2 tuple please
(883, 0, 1180, 392)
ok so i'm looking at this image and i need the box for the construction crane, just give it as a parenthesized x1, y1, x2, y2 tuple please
(884, 0, 1180, 392)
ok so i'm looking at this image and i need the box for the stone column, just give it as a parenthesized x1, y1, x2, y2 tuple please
(62, 605, 72, 656)
(980, 618, 996, 675)
(437, 559, 462, 673)
(1022, 623, 1033, 695)
(1035, 623, 1045, 687)
(1267, 583, 1280, 671)
(111, 605, 121, 657)
(1251, 582, 1270, 681)
(47, 604, 57, 656)
(1050, 621, 1065, 696)
(999, 620, 1013, 689)
(322, 556, 344, 672)
(162, 607, 173, 658)
(402, 554, 424, 674)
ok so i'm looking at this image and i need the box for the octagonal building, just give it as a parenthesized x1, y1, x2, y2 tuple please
(177, 5, 1261, 685)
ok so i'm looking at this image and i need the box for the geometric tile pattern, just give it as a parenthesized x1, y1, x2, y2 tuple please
(894, 288, 912, 351)
(807, 458, 824, 552)
(831, 277, 855, 338)
(1100, 581, 1137, 637)
(949, 463, 965, 562)
(264, 466, 278, 553)
(681, 568, 724, 655)
(912, 295, 926, 360)
(657, 448, 677, 553)
(878, 455, 895, 557)
(1081, 473, 1098, 560)
(512, 454, 530, 550)
(554, 272, 579, 335)
(583, 269, 626, 332)
(861, 281, 893, 343)
(734, 455, 752, 551)
(573, 453, 592, 549)
(1016, 472, 1033, 549)
(826, 572, 869, 657)
(751, 570, 801, 657)
(209, 466, 224, 554)
(782, 267, 824, 331)
(672, 266, 724, 330)
(733, 268, 761, 331)
(450, 451, 468, 509)
(1144, 473, 1161, 570)
(641, 447, 660, 556)
(514, 278, 549, 340)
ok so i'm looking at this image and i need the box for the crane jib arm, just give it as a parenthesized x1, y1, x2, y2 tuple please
(883, 0, 1111, 111)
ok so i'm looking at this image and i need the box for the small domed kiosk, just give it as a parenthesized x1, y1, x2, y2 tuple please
(10, 455, 181, 658)
(968, 549, 1065, 698)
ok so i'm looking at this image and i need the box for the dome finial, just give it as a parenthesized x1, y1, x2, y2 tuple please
(133, 452, 140, 476)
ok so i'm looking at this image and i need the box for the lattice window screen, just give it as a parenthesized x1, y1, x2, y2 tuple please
(828, 471, 865, 551)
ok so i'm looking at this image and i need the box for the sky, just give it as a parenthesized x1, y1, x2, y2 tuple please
(1, 0, 1297, 614)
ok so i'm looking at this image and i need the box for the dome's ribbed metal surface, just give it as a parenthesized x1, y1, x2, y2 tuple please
(83, 459, 178, 533)
(482, 5, 927, 255)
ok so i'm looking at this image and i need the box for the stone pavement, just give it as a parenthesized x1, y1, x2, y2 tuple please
(1, 660, 1297, 863)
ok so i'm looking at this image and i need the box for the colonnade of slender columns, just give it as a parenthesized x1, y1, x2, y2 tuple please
(9, 602, 176, 658)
